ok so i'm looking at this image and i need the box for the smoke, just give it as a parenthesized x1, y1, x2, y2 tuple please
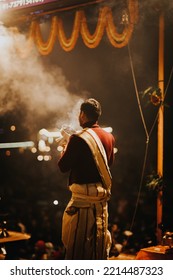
(0, 23, 85, 135)
(138, 0, 173, 19)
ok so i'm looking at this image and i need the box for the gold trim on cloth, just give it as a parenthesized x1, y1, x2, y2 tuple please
(62, 183, 111, 260)
(70, 182, 109, 205)
(77, 128, 112, 194)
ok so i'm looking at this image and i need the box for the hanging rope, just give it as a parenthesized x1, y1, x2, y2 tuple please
(127, 43, 173, 233)
(128, 43, 149, 141)
(163, 65, 173, 101)
(127, 42, 150, 233)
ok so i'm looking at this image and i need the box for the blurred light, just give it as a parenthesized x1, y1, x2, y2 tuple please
(121, 10, 129, 25)
(57, 146, 63, 152)
(37, 155, 43, 161)
(48, 137, 54, 144)
(103, 127, 113, 133)
(1, 247, 6, 255)
(19, 148, 24, 154)
(10, 125, 16, 131)
(115, 244, 123, 253)
(0, 141, 34, 149)
(123, 230, 133, 237)
(45, 146, 50, 152)
(31, 147, 37, 153)
(44, 155, 51, 161)
(5, 150, 11, 156)
(53, 200, 59, 205)
(38, 139, 46, 151)
(38, 140, 51, 153)
(114, 147, 118, 154)
(39, 128, 61, 138)
(39, 128, 48, 136)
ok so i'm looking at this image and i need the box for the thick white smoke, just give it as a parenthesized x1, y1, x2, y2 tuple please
(0, 23, 85, 134)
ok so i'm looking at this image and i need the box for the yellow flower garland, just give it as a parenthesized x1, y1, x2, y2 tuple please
(57, 10, 81, 52)
(105, 0, 139, 48)
(14, 0, 139, 56)
(35, 16, 58, 55)
(80, 7, 107, 48)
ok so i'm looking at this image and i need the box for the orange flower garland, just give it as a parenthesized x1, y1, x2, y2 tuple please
(34, 16, 58, 55)
(57, 10, 82, 52)
(80, 7, 107, 48)
(14, 0, 139, 56)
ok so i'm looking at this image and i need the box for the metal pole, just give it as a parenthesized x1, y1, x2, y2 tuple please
(157, 12, 164, 244)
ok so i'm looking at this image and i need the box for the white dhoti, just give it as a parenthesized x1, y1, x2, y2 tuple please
(62, 182, 111, 260)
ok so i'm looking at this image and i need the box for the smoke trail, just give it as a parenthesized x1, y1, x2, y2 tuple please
(0, 23, 85, 135)
(138, 0, 173, 19)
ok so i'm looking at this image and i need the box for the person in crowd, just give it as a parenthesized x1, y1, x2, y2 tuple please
(58, 98, 115, 259)
(31, 240, 47, 260)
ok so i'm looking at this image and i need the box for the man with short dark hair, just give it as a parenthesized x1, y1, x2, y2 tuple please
(58, 98, 115, 259)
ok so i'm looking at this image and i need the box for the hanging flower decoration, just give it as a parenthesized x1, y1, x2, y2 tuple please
(12, 0, 139, 56)
(140, 86, 162, 106)
(146, 173, 164, 192)
(150, 91, 162, 106)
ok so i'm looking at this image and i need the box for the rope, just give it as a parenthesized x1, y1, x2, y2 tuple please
(129, 142, 149, 232)
(128, 43, 149, 142)
(127, 43, 173, 234)
(164, 65, 173, 99)
(127, 42, 149, 233)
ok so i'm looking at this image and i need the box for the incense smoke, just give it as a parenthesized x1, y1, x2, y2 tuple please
(0, 24, 85, 136)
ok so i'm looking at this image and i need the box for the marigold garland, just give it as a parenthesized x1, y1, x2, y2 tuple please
(80, 7, 107, 48)
(35, 16, 58, 55)
(57, 10, 82, 52)
(14, 0, 139, 56)
(106, 0, 138, 48)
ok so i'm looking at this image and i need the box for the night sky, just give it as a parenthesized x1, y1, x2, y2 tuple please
(0, 0, 173, 252)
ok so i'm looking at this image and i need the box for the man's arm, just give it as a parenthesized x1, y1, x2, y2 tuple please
(58, 135, 78, 173)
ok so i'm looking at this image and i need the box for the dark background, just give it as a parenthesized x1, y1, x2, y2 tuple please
(0, 0, 173, 257)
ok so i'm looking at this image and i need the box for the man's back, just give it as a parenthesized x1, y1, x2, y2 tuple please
(58, 124, 115, 185)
